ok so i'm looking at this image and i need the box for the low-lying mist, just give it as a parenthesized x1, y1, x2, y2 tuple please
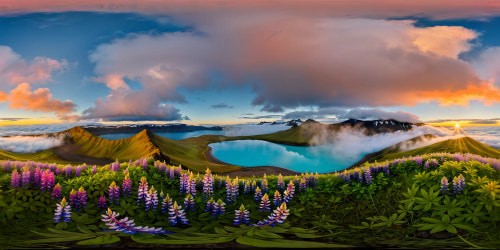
(0, 136, 64, 153)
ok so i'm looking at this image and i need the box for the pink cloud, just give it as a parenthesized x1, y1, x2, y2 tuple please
(0, 46, 67, 85)
(7, 83, 76, 118)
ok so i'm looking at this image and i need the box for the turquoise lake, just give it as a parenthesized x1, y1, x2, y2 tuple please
(99, 130, 226, 140)
(210, 140, 361, 173)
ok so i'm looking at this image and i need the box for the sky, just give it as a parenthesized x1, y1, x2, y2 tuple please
(0, 1, 499, 126)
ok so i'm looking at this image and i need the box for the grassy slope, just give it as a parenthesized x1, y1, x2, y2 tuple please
(366, 136, 500, 163)
(0, 149, 73, 163)
(151, 134, 240, 173)
(63, 126, 164, 162)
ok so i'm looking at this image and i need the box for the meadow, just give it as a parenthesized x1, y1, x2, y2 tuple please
(0, 152, 498, 248)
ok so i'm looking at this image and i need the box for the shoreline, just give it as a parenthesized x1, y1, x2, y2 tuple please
(204, 146, 298, 177)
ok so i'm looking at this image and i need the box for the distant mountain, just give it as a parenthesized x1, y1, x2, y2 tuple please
(249, 119, 415, 145)
(84, 124, 223, 135)
(258, 119, 303, 127)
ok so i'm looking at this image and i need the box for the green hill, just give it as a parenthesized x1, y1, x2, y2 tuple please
(358, 136, 500, 165)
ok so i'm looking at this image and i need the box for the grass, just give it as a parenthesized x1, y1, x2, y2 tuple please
(0, 149, 73, 163)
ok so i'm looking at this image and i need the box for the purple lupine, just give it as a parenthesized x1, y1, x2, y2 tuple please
(205, 198, 215, 212)
(286, 180, 295, 199)
(10, 169, 20, 188)
(91, 165, 97, 174)
(212, 199, 225, 217)
(180, 173, 189, 195)
(363, 168, 372, 185)
(234, 204, 250, 226)
(256, 202, 290, 227)
(188, 173, 197, 197)
(202, 168, 214, 198)
(145, 186, 158, 211)
(169, 201, 189, 226)
(141, 158, 148, 170)
(277, 174, 285, 191)
(353, 170, 363, 184)
(440, 177, 449, 194)
(225, 176, 232, 203)
(21, 166, 31, 187)
(261, 174, 268, 193)
(69, 189, 78, 208)
(381, 165, 390, 176)
(184, 194, 195, 212)
(54, 197, 72, 223)
(109, 181, 120, 204)
(161, 194, 173, 214)
(414, 156, 423, 166)
(273, 190, 282, 207)
(65, 165, 72, 176)
(137, 177, 148, 205)
(251, 180, 257, 192)
(52, 183, 62, 200)
(110, 161, 120, 172)
(299, 177, 307, 192)
(244, 180, 251, 194)
(259, 193, 271, 212)
(169, 167, 175, 179)
(230, 177, 239, 202)
(76, 186, 88, 210)
(98, 196, 108, 210)
(122, 172, 132, 196)
(453, 174, 466, 195)
(254, 186, 262, 202)
(33, 167, 42, 186)
(41, 169, 55, 192)
(75, 166, 82, 177)
(102, 208, 168, 234)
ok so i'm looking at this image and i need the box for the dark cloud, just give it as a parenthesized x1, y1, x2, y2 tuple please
(210, 103, 234, 109)
(239, 114, 282, 119)
(0, 117, 28, 122)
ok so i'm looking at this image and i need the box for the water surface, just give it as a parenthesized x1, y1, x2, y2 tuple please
(210, 140, 362, 173)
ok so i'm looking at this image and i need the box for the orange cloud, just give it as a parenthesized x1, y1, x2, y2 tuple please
(7, 83, 76, 117)
(410, 26, 477, 58)
(419, 82, 500, 106)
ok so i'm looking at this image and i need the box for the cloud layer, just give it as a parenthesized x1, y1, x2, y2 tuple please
(0, 136, 63, 153)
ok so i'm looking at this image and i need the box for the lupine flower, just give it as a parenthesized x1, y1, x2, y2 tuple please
(168, 201, 189, 226)
(108, 181, 120, 204)
(453, 174, 466, 195)
(261, 174, 268, 193)
(54, 197, 71, 223)
(231, 177, 239, 202)
(256, 202, 290, 227)
(33, 167, 42, 186)
(363, 168, 372, 185)
(52, 183, 62, 200)
(212, 199, 225, 217)
(137, 177, 148, 205)
(254, 186, 262, 202)
(65, 165, 72, 176)
(41, 169, 55, 192)
(205, 198, 215, 212)
(102, 208, 168, 234)
(145, 186, 159, 211)
(353, 170, 363, 184)
(69, 189, 78, 208)
(381, 165, 390, 176)
(225, 176, 232, 203)
(273, 190, 282, 207)
(440, 177, 449, 194)
(180, 173, 189, 195)
(76, 186, 88, 210)
(277, 174, 285, 191)
(169, 167, 175, 179)
(286, 180, 295, 199)
(188, 173, 197, 197)
(141, 158, 148, 170)
(10, 169, 20, 188)
(98, 196, 108, 210)
(21, 166, 31, 187)
(259, 193, 271, 212)
(184, 194, 195, 212)
(202, 168, 214, 197)
(234, 204, 250, 226)
(161, 194, 173, 214)
(251, 180, 257, 192)
(91, 165, 97, 174)
(122, 172, 132, 196)
(244, 180, 251, 194)
(75, 166, 82, 177)
(299, 177, 307, 192)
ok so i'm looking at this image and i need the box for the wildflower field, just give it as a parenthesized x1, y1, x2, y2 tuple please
(0, 153, 499, 248)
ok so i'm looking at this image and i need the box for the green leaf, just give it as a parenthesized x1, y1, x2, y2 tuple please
(254, 230, 284, 239)
(236, 236, 350, 248)
(294, 233, 325, 239)
(55, 222, 68, 230)
(77, 235, 121, 245)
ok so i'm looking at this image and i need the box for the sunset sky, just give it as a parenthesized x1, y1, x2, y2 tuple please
(0, 1, 499, 126)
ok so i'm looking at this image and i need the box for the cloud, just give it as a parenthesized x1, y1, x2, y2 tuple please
(211, 103, 234, 109)
(472, 47, 500, 86)
(468, 119, 498, 125)
(239, 114, 282, 119)
(0, 135, 63, 153)
(4, 83, 76, 119)
(340, 108, 422, 123)
(0, 0, 498, 20)
(85, 16, 500, 118)
(0, 46, 67, 85)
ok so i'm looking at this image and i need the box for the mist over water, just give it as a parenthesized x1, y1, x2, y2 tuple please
(0, 136, 64, 153)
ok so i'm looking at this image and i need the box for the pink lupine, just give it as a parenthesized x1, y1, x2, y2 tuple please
(10, 169, 20, 188)
(52, 183, 62, 200)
